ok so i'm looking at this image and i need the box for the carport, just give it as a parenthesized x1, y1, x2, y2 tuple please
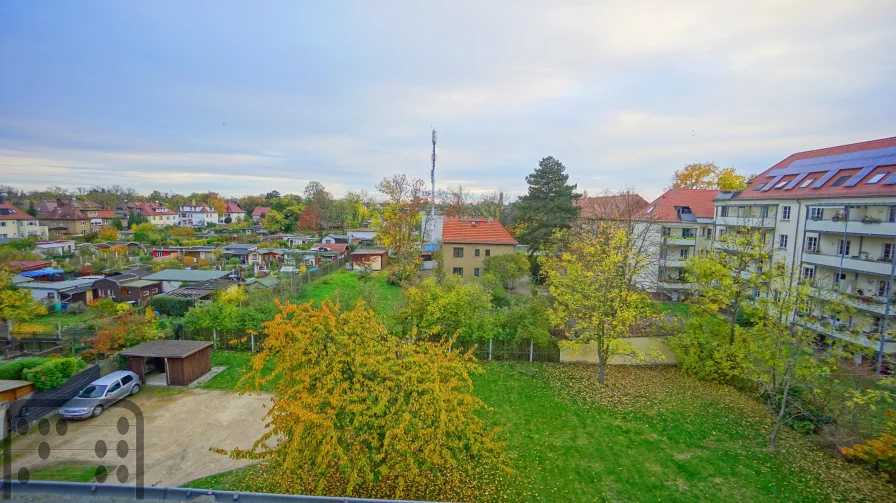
(121, 340, 213, 386)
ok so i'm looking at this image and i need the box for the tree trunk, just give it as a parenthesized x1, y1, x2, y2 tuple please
(770, 373, 792, 450)
(597, 359, 606, 383)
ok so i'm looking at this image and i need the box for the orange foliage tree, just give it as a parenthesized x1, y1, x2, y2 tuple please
(91, 309, 158, 356)
(218, 299, 510, 501)
(842, 410, 896, 480)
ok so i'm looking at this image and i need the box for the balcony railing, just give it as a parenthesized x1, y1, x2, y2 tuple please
(805, 217, 896, 236)
(809, 288, 896, 316)
(802, 251, 896, 276)
(796, 318, 896, 352)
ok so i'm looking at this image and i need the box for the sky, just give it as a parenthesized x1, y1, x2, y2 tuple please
(1, 1, 894, 203)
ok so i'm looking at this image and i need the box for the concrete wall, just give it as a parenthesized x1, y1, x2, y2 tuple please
(560, 337, 677, 365)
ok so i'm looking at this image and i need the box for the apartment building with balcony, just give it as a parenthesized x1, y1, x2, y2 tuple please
(633, 188, 720, 300)
(713, 136, 896, 355)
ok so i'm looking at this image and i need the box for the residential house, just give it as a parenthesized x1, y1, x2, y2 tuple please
(178, 204, 219, 227)
(121, 202, 178, 227)
(35, 240, 76, 257)
(632, 188, 721, 300)
(93, 270, 162, 305)
(37, 200, 91, 237)
(252, 207, 272, 223)
(0, 194, 48, 240)
(441, 217, 518, 279)
(713, 136, 896, 356)
(351, 247, 389, 271)
(220, 202, 246, 224)
(222, 243, 258, 264)
(575, 193, 650, 222)
(37, 198, 101, 214)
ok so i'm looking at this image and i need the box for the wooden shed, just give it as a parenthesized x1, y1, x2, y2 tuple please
(121, 340, 213, 387)
(350, 247, 389, 271)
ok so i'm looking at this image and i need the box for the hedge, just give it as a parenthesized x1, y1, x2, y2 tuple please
(0, 357, 52, 380)
(151, 295, 193, 317)
(22, 358, 87, 391)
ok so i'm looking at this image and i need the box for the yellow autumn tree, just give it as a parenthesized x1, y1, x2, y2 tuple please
(541, 222, 656, 383)
(97, 227, 119, 241)
(672, 162, 747, 191)
(220, 299, 510, 501)
(0, 269, 47, 323)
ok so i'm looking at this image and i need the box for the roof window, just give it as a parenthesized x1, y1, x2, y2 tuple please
(799, 178, 814, 188)
(867, 172, 889, 185)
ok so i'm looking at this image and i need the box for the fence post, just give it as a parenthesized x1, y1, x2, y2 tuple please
(213, 328, 217, 350)
(488, 339, 493, 361)
(529, 340, 534, 362)
(250, 333, 255, 353)
(57, 322, 62, 341)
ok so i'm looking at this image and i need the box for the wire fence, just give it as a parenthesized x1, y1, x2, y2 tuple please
(450, 338, 561, 362)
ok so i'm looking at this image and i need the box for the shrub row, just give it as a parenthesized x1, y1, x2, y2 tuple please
(22, 358, 87, 391)
(151, 295, 193, 317)
(0, 357, 52, 380)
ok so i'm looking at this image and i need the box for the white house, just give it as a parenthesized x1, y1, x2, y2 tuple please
(178, 205, 219, 227)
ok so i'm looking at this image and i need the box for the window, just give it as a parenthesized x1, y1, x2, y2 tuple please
(867, 172, 888, 185)
(143, 291, 149, 297)
(121, 375, 134, 385)
(781, 206, 791, 220)
(805, 236, 818, 252)
(720, 206, 729, 217)
(760, 206, 769, 218)
(452, 267, 463, 276)
(890, 207, 896, 223)
(474, 248, 480, 257)
(802, 267, 815, 280)
(474, 268, 480, 277)
(646, 206, 655, 214)
(485, 249, 491, 257)
(152, 288, 158, 294)
(799, 178, 815, 188)
(831, 175, 849, 187)
(81, 221, 86, 225)
(838, 239, 851, 256)
(106, 381, 122, 394)
(753, 183, 765, 191)
(679, 249, 688, 259)
(774, 181, 787, 190)
(884, 243, 893, 261)
(778, 235, 788, 248)
(879, 281, 892, 297)
(453, 247, 463, 258)
(810, 207, 823, 220)
(834, 272, 846, 286)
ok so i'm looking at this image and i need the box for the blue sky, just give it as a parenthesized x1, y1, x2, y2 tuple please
(1, 1, 894, 202)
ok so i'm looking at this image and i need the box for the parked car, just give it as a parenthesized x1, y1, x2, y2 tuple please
(58, 370, 141, 419)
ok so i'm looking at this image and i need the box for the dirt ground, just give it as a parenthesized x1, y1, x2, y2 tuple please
(7, 387, 272, 488)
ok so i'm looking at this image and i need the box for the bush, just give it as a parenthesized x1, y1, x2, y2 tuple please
(67, 301, 87, 314)
(22, 357, 87, 391)
(0, 357, 51, 380)
(78, 349, 97, 363)
(151, 295, 193, 317)
(668, 314, 747, 386)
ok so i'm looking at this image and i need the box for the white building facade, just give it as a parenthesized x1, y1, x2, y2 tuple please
(178, 205, 219, 227)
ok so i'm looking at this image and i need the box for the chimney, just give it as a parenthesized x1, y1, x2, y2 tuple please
(0, 193, 6, 204)
(488, 217, 493, 223)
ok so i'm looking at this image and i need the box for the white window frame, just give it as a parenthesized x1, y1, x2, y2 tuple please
(781, 206, 791, 220)
(778, 235, 788, 249)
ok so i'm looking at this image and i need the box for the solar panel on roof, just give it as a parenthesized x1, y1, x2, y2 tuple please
(753, 183, 765, 191)
(884, 173, 896, 185)
(755, 146, 896, 190)
(831, 175, 849, 187)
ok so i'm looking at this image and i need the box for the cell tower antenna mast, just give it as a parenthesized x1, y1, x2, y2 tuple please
(430, 128, 437, 225)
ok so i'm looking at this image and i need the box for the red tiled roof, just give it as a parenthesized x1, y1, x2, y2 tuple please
(252, 207, 272, 217)
(130, 202, 176, 216)
(0, 202, 37, 221)
(96, 209, 115, 218)
(225, 202, 245, 213)
(6, 260, 52, 272)
(575, 194, 649, 220)
(732, 136, 896, 201)
(441, 218, 518, 245)
(38, 204, 88, 220)
(639, 188, 721, 222)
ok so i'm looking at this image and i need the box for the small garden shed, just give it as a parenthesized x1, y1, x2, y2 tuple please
(122, 340, 212, 386)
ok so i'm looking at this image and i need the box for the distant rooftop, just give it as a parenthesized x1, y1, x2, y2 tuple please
(143, 269, 230, 282)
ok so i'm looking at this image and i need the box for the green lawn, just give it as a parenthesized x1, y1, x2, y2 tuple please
(29, 311, 93, 331)
(28, 463, 110, 483)
(201, 351, 278, 392)
(294, 270, 402, 317)
(655, 301, 692, 317)
(183, 362, 895, 502)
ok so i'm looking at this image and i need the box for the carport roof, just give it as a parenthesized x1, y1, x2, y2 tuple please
(121, 340, 212, 358)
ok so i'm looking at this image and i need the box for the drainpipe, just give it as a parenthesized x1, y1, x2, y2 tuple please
(876, 236, 896, 376)
(838, 205, 849, 280)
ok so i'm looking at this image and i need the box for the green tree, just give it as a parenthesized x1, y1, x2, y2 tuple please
(541, 222, 656, 383)
(685, 227, 773, 344)
(217, 299, 509, 501)
(484, 252, 530, 290)
(376, 174, 427, 285)
(515, 157, 581, 250)
(0, 269, 47, 323)
(398, 275, 498, 343)
(262, 210, 286, 233)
